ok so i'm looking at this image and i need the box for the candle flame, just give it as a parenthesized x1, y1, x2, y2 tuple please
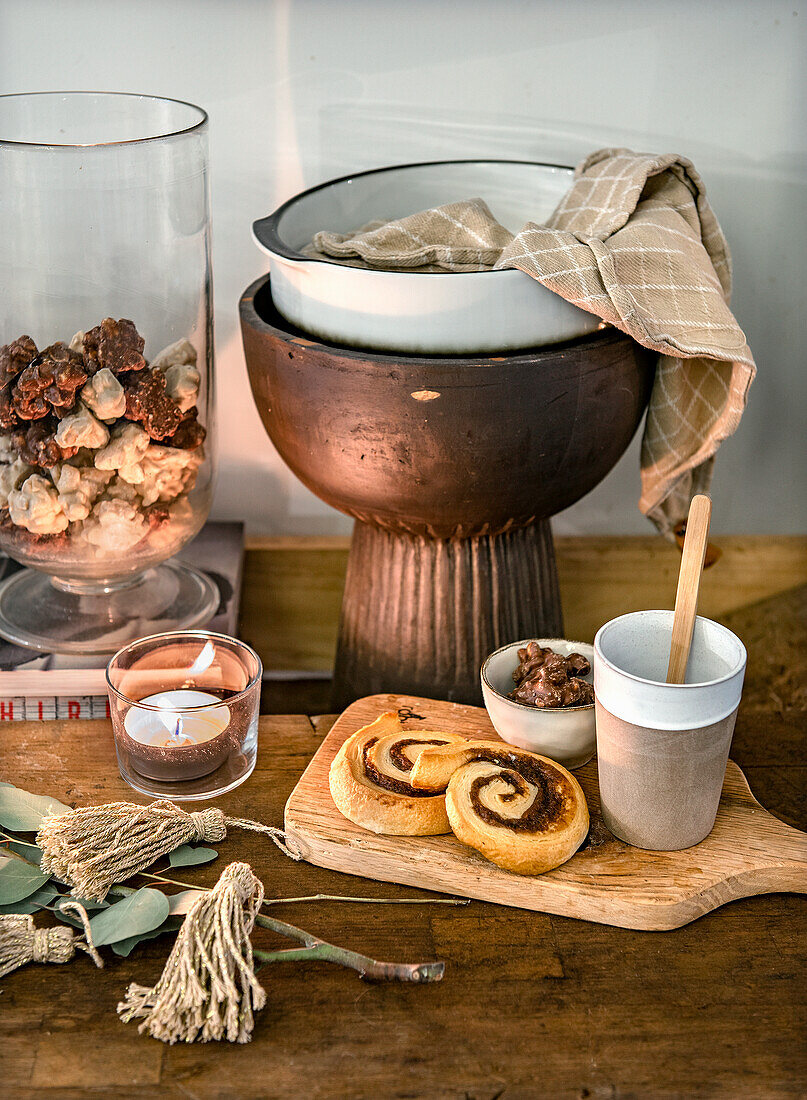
(158, 710, 193, 747)
(187, 639, 216, 678)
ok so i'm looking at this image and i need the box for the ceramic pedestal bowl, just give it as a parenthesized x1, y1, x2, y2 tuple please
(240, 275, 655, 707)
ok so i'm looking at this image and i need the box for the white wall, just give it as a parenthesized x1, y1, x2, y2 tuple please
(2, 0, 804, 535)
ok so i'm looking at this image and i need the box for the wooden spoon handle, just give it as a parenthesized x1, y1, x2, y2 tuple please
(667, 494, 712, 684)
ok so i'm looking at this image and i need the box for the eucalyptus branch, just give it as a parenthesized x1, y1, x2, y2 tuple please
(254, 914, 444, 983)
(135, 871, 447, 981)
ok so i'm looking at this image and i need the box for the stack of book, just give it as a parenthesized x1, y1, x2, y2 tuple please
(0, 522, 244, 720)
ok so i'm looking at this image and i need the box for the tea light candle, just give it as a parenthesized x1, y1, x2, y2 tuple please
(122, 689, 233, 782)
(108, 630, 262, 800)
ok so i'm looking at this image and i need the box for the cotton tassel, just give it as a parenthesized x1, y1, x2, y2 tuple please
(0, 902, 103, 978)
(37, 799, 301, 902)
(117, 861, 266, 1044)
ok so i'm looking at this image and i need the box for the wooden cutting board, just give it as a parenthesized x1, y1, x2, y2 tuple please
(284, 694, 807, 931)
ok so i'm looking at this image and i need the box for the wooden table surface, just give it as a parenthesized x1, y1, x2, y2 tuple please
(1, 585, 806, 1098)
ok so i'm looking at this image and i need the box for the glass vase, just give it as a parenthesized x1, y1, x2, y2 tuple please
(0, 92, 216, 653)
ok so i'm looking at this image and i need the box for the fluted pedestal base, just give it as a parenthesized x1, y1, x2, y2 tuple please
(332, 521, 563, 710)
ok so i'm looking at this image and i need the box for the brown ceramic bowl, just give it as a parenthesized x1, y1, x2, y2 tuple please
(240, 275, 655, 540)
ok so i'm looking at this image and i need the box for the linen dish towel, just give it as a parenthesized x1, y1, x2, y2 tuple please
(312, 149, 756, 536)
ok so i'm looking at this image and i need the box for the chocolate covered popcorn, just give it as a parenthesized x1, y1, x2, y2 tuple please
(124, 368, 183, 439)
(0, 336, 38, 387)
(81, 367, 126, 422)
(95, 421, 151, 483)
(82, 498, 148, 551)
(54, 403, 110, 450)
(151, 337, 196, 371)
(8, 474, 68, 535)
(51, 460, 112, 522)
(0, 459, 33, 509)
(82, 317, 146, 375)
(0, 319, 206, 559)
(12, 344, 88, 420)
(138, 445, 202, 506)
(152, 337, 200, 414)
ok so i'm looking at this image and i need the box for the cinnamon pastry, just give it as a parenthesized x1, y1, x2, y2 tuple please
(328, 712, 467, 835)
(410, 740, 589, 874)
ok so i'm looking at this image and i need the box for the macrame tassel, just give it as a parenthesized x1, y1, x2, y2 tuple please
(0, 902, 103, 978)
(118, 861, 266, 1044)
(37, 799, 302, 902)
(37, 800, 227, 902)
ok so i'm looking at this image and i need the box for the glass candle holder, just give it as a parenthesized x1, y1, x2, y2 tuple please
(0, 92, 216, 654)
(107, 631, 261, 801)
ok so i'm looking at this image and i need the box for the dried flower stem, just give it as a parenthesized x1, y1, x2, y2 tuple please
(141, 871, 467, 910)
(0, 831, 40, 849)
(261, 893, 467, 907)
(0, 833, 41, 866)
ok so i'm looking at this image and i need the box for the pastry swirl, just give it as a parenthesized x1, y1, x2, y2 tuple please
(328, 711, 466, 835)
(410, 740, 589, 874)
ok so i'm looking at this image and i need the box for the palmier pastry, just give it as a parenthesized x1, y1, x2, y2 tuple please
(410, 740, 588, 874)
(328, 712, 467, 835)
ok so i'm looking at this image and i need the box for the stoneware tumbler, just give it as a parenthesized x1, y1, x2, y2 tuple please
(594, 610, 746, 850)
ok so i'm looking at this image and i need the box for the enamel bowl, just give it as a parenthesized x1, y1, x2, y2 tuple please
(252, 160, 601, 355)
(481, 638, 596, 770)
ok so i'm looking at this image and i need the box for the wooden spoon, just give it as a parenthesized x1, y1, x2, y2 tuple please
(666, 494, 713, 684)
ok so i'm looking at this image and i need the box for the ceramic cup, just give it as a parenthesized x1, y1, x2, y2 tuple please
(593, 611, 747, 850)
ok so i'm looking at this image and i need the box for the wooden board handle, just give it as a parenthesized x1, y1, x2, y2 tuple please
(667, 495, 712, 684)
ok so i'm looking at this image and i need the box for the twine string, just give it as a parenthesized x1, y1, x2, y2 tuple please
(224, 816, 304, 861)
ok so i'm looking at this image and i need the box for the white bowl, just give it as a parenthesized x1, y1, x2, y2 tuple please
(253, 160, 601, 355)
(480, 638, 596, 770)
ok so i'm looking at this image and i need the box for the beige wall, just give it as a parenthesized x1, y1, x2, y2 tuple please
(2, 0, 804, 534)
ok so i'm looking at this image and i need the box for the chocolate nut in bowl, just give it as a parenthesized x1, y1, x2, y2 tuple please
(480, 639, 596, 770)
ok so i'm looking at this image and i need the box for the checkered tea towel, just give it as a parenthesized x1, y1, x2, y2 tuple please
(313, 149, 756, 536)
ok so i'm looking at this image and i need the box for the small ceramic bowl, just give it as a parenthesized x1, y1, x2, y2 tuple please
(480, 638, 596, 769)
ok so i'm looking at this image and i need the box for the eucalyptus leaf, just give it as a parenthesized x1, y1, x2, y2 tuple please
(168, 845, 219, 868)
(0, 785, 71, 832)
(88, 887, 169, 947)
(167, 889, 205, 916)
(110, 916, 183, 957)
(0, 857, 51, 903)
(0, 882, 59, 915)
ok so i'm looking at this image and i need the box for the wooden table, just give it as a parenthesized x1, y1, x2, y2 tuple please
(1, 554, 806, 1098)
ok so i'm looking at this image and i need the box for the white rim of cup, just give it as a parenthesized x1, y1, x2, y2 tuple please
(481, 638, 595, 713)
(594, 611, 747, 689)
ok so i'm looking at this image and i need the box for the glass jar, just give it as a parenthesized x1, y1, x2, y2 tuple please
(0, 93, 216, 653)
